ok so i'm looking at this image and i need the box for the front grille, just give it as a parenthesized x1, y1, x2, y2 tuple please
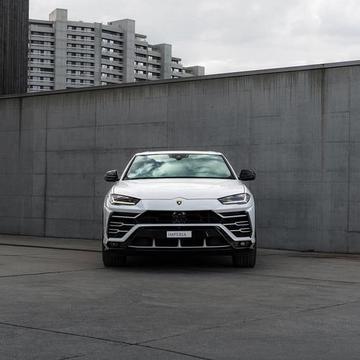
(137, 211, 221, 224)
(128, 227, 230, 248)
(107, 210, 252, 239)
(218, 211, 252, 238)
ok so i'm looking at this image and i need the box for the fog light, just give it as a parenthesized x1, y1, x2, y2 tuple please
(236, 241, 251, 248)
(108, 242, 119, 248)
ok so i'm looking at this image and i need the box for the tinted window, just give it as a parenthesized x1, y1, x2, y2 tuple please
(125, 154, 234, 180)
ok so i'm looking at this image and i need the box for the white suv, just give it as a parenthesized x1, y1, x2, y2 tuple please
(102, 151, 256, 267)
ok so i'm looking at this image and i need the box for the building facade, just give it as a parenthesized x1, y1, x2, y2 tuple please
(28, 9, 205, 92)
(0, 0, 29, 95)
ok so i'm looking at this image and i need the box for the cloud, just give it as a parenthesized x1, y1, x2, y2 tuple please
(29, 0, 360, 74)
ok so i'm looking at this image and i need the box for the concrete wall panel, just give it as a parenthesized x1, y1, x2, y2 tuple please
(47, 127, 96, 151)
(96, 123, 168, 149)
(0, 98, 21, 131)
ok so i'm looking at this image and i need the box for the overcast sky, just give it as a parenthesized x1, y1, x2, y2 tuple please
(29, 0, 360, 74)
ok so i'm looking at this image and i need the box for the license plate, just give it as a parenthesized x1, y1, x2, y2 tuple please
(167, 231, 192, 238)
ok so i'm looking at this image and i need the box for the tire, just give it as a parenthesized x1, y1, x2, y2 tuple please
(102, 243, 127, 267)
(232, 247, 256, 268)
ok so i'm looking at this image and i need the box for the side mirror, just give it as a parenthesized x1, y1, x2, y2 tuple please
(104, 170, 119, 182)
(239, 169, 256, 181)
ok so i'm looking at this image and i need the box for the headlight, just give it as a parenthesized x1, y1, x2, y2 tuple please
(218, 193, 250, 205)
(109, 194, 140, 206)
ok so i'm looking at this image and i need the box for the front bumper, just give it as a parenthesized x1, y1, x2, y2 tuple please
(106, 225, 254, 252)
(103, 203, 256, 252)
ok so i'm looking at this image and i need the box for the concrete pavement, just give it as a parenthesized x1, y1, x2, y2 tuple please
(0, 235, 359, 359)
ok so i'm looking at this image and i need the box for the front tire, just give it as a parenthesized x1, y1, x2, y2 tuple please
(102, 243, 127, 267)
(232, 247, 256, 268)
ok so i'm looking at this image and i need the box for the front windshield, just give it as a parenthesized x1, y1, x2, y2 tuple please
(124, 154, 235, 180)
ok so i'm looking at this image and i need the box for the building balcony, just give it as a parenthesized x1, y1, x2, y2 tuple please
(30, 34, 55, 40)
(171, 61, 183, 68)
(148, 49, 162, 57)
(102, 33, 124, 41)
(101, 49, 123, 58)
(147, 58, 161, 65)
(66, 73, 95, 79)
(28, 79, 55, 86)
(29, 43, 54, 50)
(101, 41, 123, 50)
(172, 71, 193, 78)
(101, 58, 123, 66)
(30, 24, 54, 32)
(147, 64, 161, 71)
(135, 48, 148, 55)
(66, 83, 94, 88)
(101, 68, 123, 75)
(134, 73, 148, 79)
(66, 37, 95, 43)
(134, 64, 148, 71)
(103, 78, 123, 85)
(67, 55, 95, 61)
(135, 55, 148, 63)
(66, 63, 95, 69)
(28, 53, 54, 59)
(101, 74, 122, 81)
(28, 69, 55, 76)
(28, 60, 54, 66)
(148, 75, 161, 80)
(66, 46, 95, 53)
(67, 29, 95, 35)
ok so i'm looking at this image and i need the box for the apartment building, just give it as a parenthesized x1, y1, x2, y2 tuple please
(28, 9, 205, 92)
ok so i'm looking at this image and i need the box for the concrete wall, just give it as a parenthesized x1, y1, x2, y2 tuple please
(1, 61, 360, 253)
(0, 0, 29, 95)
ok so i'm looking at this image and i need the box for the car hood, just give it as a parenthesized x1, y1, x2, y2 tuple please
(112, 178, 245, 200)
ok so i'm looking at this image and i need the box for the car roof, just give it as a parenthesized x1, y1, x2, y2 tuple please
(134, 150, 224, 156)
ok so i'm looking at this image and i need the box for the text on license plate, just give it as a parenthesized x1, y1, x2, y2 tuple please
(167, 231, 192, 238)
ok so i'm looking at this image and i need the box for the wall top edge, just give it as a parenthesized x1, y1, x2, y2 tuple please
(2, 59, 360, 100)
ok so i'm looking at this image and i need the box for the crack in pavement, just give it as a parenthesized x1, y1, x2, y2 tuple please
(238, 272, 360, 285)
(0, 321, 215, 360)
(1, 295, 359, 359)
(58, 355, 86, 360)
(137, 343, 215, 360)
(0, 268, 104, 279)
(1, 244, 359, 285)
(1, 264, 357, 287)
(0, 320, 133, 346)
(0, 243, 100, 253)
(297, 298, 360, 314)
(0, 254, 93, 260)
(136, 298, 360, 346)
